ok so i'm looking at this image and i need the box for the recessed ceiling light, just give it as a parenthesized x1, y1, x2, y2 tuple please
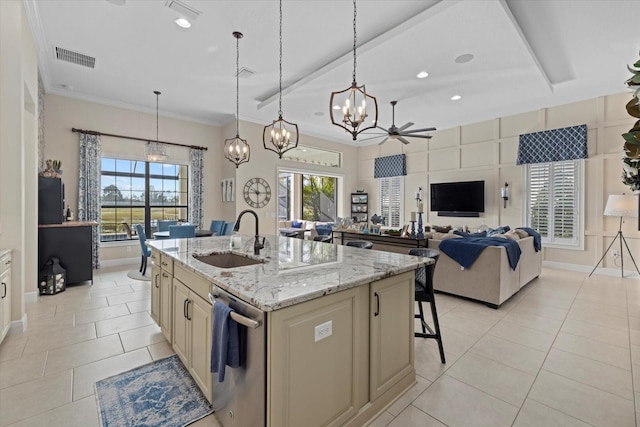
(451, 95, 462, 101)
(314, 111, 324, 116)
(175, 18, 191, 28)
(455, 53, 474, 64)
(417, 71, 429, 79)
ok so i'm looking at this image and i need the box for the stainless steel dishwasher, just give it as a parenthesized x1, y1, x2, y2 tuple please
(209, 285, 266, 427)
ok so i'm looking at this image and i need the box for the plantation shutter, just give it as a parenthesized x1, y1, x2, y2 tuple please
(528, 163, 550, 238)
(379, 176, 403, 228)
(552, 162, 576, 241)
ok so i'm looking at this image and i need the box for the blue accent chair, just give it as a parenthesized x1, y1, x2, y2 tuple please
(158, 220, 178, 232)
(169, 224, 196, 239)
(135, 224, 151, 276)
(221, 221, 236, 236)
(209, 220, 225, 236)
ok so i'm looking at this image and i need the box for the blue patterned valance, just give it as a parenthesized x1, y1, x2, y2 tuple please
(516, 124, 587, 165)
(374, 154, 406, 178)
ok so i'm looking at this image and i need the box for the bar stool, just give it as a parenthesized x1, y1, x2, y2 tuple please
(346, 240, 373, 249)
(408, 248, 445, 364)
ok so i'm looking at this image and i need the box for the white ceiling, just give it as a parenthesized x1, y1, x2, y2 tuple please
(26, 0, 640, 146)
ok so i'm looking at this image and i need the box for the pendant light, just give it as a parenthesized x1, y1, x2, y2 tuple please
(329, 0, 378, 141)
(263, 0, 299, 158)
(224, 31, 250, 168)
(146, 90, 168, 162)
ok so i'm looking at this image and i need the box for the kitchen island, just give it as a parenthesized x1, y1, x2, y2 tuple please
(148, 234, 432, 427)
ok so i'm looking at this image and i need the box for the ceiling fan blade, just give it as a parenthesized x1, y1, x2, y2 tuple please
(357, 134, 387, 142)
(398, 136, 411, 145)
(403, 127, 436, 133)
(399, 134, 432, 139)
(377, 137, 389, 145)
(376, 126, 391, 132)
(397, 122, 414, 132)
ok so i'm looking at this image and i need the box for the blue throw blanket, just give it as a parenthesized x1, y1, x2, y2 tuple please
(517, 227, 541, 252)
(439, 237, 522, 270)
(210, 302, 240, 382)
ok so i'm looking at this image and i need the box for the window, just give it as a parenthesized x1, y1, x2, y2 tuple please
(379, 176, 404, 228)
(100, 158, 189, 242)
(526, 160, 583, 248)
(278, 173, 292, 221)
(301, 174, 337, 221)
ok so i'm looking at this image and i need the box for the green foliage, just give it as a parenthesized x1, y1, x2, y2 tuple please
(622, 53, 640, 191)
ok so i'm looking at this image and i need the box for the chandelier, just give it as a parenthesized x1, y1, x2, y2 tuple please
(146, 90, 168, 162)
(263, 0, 299, 158)
(329, 0, 378, 141)
(224, 31, 250, 168)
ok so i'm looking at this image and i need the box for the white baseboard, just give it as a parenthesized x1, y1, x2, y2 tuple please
(543, 260, 640, 280)
(24, 291, 38, 303)
(10, 312, 28, 333)
(100, 256, 139, 268)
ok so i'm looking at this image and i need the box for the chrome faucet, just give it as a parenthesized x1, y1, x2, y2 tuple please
(233, 209, 265, 255)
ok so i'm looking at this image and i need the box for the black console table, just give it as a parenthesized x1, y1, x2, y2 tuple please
(38, 221, 98, 285)
(331, 230, 427, 254)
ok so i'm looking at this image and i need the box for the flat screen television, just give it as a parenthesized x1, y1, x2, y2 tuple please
(430, 180, 484, 217)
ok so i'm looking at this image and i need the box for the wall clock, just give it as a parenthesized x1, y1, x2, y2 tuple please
(243, 177, 271, 208)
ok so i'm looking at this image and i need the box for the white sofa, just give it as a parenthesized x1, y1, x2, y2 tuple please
(427, 232, 542, 308)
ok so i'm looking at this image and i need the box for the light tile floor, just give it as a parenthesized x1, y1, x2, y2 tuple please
(0, 265, 639, 426)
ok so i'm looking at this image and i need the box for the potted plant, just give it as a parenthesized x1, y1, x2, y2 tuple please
(622, 53, 640, 192)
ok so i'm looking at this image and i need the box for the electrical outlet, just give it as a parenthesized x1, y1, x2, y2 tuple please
(612, 249, 619, 258)
(314, 320, 332, 342)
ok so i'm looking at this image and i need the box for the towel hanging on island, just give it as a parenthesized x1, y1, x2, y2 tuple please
(210, 301, 240, 382)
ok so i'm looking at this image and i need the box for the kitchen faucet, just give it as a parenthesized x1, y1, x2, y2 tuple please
(233, 209, 265, 255)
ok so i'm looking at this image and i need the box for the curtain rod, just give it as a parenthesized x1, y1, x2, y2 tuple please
(71, 127, 208, 151)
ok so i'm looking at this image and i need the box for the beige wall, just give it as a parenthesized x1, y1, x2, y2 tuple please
(358, 92, 639, 272)
(223, 120, 360, 236)
(44, 94, 225, 263)
(0, 0, 39, 325)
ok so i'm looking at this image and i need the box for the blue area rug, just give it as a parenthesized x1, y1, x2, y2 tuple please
(95, 355, 213, 427)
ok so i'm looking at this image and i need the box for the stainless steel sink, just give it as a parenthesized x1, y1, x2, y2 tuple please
(193, 253, 263, 268)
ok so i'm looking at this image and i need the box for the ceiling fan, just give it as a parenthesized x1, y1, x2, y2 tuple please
(360, 100, 436, 145)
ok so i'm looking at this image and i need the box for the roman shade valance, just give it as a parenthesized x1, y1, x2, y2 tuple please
(516, 124, 587, 165)
(374, 154, 406, 178)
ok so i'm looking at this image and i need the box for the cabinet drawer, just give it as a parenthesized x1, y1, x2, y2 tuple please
(150, 250, 160, 267)
(174, 263, 210, 302)
(160, 253, 174, 274)
(0, 252, 11, 276)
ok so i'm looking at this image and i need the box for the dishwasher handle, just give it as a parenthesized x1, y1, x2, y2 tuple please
(209, 293, 261, 329)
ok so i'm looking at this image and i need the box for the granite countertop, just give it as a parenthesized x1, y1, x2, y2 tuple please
(148, 235, 432, 312)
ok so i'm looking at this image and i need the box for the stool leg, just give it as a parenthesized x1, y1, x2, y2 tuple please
(430, 300, 445, 364)
(417, 301, 427, 334)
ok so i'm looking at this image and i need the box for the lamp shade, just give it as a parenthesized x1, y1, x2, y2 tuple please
(604, 194, 638, 218)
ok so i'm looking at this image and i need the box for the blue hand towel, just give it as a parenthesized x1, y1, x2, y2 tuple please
(517, 227, 541, 252)
(210, 302, 240, 382)
(439, 237, 522, 270)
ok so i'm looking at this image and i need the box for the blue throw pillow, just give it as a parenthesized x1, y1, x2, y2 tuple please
(291, 220, 302, 228)
(315, 225, 332, 236)
(487, 225, 510, 236)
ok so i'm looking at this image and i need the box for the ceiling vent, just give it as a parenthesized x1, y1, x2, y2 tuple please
(235, 67, 255, 79)
(165, 0, 201, 21)
(55, 47, 96, 69)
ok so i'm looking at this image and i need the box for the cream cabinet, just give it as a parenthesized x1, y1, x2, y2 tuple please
(150, 250, 173, 342)
(0, 250, 12, 344)
(370, 273, 414, 401)
(267, 271, 415, 427)
(171, 266, 213, 403)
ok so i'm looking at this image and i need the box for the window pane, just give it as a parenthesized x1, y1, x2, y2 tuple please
(301, 175, 337, 221)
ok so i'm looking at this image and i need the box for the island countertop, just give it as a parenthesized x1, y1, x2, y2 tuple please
(148, 234, 432, 312)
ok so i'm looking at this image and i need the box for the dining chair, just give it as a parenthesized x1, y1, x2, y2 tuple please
(134, 224, 151, 275)
(408, 247, 445, 363)
(158, 220, 178, 232)
(169, 224, 196, 239)
(209, 220, 225, 236)
(221, 221, 236, 236)
(346, 240, 373, 249)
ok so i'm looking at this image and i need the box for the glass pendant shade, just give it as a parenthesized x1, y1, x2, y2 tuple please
(224, 134, 250, 168)
(330, 82, 378, 140)
(225, 31, 250, 168)
(329, 0, 378, 141)
(147, 90, 168, 162)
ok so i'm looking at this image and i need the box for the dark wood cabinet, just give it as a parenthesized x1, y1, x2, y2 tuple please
(38, 222, 97, 285)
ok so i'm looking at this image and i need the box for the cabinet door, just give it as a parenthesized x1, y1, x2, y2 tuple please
(0, 270, 9, 342)
(172, 279, 190, 366)
(150, 264, 161, 324)
(160, 270, 173, 342)
(188, 292, 213, 403)
(370, 272, 414, 401)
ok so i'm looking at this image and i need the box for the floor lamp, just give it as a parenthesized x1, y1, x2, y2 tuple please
(589, 194, 640, 277)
